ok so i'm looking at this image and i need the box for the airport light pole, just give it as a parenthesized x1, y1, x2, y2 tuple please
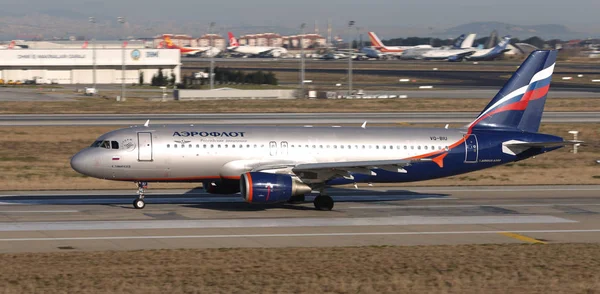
(299, 23, 306, 98)
(89, 17, 97, 92)
(118, 16, 126, 102)
(348, 20, 355, 98)
(209, 22, 215, 90)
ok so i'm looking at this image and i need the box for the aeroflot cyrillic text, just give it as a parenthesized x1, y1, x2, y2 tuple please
(173, 131, 246, 138)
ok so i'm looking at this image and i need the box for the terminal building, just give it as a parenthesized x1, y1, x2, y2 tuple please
(0, 48, 181, 85)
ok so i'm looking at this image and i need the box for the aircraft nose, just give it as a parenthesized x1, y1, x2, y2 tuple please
(70, 150, 90, 175)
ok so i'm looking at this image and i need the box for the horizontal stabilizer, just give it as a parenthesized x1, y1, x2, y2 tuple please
(502, 140, 582, 155)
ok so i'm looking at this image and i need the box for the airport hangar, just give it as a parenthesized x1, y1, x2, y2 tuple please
(0, 48, 181, 84)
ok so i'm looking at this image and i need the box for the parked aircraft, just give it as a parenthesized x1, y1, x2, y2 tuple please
(71, 50, 576, 211)
(227, 32, 288, 58)
(0, 41, 16, 49)
(399, 34, 476, 60)
(465, 36, 512, 61)
(163, 36, 221, 57)
(366, 32, 432, 58)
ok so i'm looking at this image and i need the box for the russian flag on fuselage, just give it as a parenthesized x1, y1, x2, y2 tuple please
(468, 50, 557, 133)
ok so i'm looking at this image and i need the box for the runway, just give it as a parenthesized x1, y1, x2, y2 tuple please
(0, 185, 599, 252)
(2, 112, 599, 126)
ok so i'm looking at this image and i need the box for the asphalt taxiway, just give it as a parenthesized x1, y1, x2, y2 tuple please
(0, 185, 599, 252)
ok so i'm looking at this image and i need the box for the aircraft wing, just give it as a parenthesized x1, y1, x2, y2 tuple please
(290, 159, 432, 183)
(225, 158, 432, 184)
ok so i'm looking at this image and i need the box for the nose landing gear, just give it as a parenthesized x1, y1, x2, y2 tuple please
(133, 182, 148, 209)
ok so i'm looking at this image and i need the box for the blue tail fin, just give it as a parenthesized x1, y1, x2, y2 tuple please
(452, 34, 466, 49)
(468, 50, 557, 133)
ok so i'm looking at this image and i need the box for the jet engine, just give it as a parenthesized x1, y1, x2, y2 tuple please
(203, 179, 241, 194)
(240, 172, 312, 204)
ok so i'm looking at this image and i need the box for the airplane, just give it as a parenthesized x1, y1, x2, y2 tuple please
(227, 32, 288, 58)
(366, 32, 432, 58)
(163, 36, 221, 57)
(465, 35, 512, 61)
(0, 41, 17, 49)
(71, 50, 577, 211)
(399, 34, 476, 60)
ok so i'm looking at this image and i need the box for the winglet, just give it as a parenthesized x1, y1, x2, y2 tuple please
(361, 121, 367, 129)
(432, 153, 448, 168)
(144, 120, 150, 127)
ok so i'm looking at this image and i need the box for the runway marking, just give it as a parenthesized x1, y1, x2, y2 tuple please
(0, 229, 598, 242)
(499, 232, 547, 244)
(0, 210, 79, 213)
(0, 216, 575, 232)
(348, 203, 600, 209)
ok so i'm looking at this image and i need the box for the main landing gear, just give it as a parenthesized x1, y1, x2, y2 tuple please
(313, 194, 334, 211)
(133, 182, 148, 209)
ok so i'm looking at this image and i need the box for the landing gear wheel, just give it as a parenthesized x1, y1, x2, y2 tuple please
(313, 195, 334, 211)
(288, 195, 306, 204)
(133, 198, 146, 209)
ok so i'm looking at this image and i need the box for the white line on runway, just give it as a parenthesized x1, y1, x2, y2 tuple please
(0, 210, 79, 213)
(0, 215, 575, 231)
(348, 203, 600, 209)
(1, 229, 600, 242)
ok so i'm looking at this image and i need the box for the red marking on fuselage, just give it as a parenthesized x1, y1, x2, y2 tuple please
(245, 172, 253, 203)
(432, 153, 448, 168)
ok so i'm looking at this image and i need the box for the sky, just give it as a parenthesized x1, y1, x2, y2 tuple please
(0, 0, 598, 35)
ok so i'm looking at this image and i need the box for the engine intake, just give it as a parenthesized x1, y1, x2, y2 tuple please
(240, 172, 311, 204)
(203, 179, 241, 195)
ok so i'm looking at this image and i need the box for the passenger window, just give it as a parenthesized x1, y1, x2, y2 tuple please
(232, 145, 235, 148)
(196, 144, 199, 148)
(424, 146, 428, 150)
(225, 144, 228, 148)
(411, 146, 414, 150)
(418, 146, 421, 150)
(404, 146, 407, 150)
(175, 144, 178, 148)
(383, 146, 386, 149)
(376, 146, 379, 149)
(167, 144, 170, 148)
(390, 145, 393, 150)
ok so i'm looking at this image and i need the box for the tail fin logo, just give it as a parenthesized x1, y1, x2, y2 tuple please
(163, 36, 175, 48)
(468, 50, 557, 132)
(82, 41, 88, 49)
(367, 32, 384, 48)
(228, 32, 239, 47)
(8, 41, 15, 49)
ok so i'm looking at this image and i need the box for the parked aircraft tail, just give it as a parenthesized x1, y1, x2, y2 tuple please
(163, 36, 177, 49)
(8, 41, 15, 49)
(228, 32, 239, 47)
(461, 33, 476, 48)
(367, 32, 384, 48)
(452, 34, 466, 49)
(468, 50, 557, 133)
(82, 41, 88, 49)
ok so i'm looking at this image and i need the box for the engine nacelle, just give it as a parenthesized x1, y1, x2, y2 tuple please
(203, 179, 241, 195)
(240, 172, 311, 204)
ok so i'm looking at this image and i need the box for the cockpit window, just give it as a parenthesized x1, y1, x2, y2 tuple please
(90, 140, 113, 149)
(111, 141, 119, 149)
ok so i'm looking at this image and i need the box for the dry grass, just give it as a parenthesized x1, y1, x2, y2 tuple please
(0, 123, 598, 191)
(0, 244, 599, 293)
(1, 97, 600, 114)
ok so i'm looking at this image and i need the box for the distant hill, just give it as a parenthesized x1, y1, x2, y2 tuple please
(435, 22, 586, 40)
